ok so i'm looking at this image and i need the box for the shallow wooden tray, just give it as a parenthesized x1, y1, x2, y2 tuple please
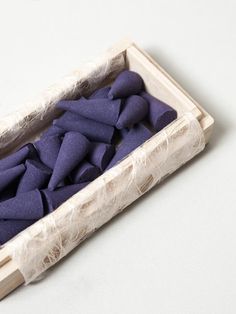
(0, 39, 214, 300)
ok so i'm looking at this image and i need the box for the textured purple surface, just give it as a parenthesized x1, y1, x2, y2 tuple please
(54, 112, 115, 143)
(57, 97, 122, 126)
(119, 128, 129, 139)
(0, 219, 36, 245)
(116, 95, 148, 129)
(48, 131, 90, 190)
(35, 134, 62, 169)
(107, 124, 153, 169)
(0, 146, 30, 171)
(89, 86, 110, 99)
(42, 182, 90, 213)
(89, 142, 115, 171)
(41, 125, 65, 138)
(53, 111, 81, 124)
(0, 164, 25, 193)
(71, 161, 100, 184)
(108, 70, 143, 99)
(140, 91, 177, 131)
(17, 160, 51, 194)
(0, 189, 44, 220)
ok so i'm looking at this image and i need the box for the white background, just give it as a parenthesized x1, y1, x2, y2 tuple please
(0, 1, 235, 313)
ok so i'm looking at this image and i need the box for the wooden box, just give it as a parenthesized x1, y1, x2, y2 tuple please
(0, 39, 214, 299)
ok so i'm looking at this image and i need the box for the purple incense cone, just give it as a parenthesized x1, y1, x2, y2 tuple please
(107, 124, 153, 170)
(0, 219, 36, 245)
(70, 161, 100, 184)
(89, 86, 110, 99)
(57, 97, 122, 126)
(54, 111, 79, 123)
(88, 142, 115, 171)
(42, 182, 89, 213)
(0, 164, 25, 193)
(48, 132, 90, 190)
(119, 128, 129, 139)
(0, 145, 31, 171)
(116, 95, 148, 129)
(0, 189, 44, 220)
(34, 135, 62, 169)
(17, 160, 52, 194)
(41, 125, 65, 138)
(54, 112, 115, 144)
(108, 70, 143, 99)
(140, 92, 177, 132)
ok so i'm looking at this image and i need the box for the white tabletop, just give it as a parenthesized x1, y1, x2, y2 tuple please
(0, 0, 235, 313)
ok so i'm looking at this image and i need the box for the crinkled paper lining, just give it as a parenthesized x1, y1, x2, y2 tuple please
(6, 112, 205, 284)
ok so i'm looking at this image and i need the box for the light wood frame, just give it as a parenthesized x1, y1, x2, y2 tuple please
(0, 40, 214, 300)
